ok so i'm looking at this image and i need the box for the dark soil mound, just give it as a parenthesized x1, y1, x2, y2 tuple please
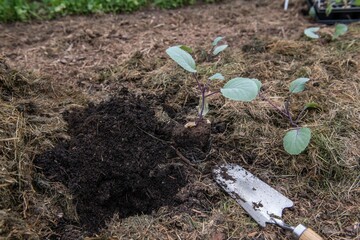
(35, 89, 187, 233)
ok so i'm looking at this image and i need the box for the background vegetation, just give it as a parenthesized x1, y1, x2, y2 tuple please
(0, 0, 219, 22)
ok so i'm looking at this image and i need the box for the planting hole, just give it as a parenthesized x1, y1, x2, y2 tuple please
(35, 89, 187, 233)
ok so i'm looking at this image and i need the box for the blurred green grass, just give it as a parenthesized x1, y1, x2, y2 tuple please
(0, 0, 219, 22)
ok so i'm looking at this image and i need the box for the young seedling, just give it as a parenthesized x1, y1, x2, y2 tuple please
(308, 0, 360, 17)
(325, 0, 360, 15)
(211, 36, 228, 56)
(259, 78, 319, 155)
(304, 23, 348, 40)
(166, 37, 260, 127)
(166, 38, 315, 155)
(199, 36, 229, 62)
(332, 23, 348, 40)
(325, 0, 343, 16)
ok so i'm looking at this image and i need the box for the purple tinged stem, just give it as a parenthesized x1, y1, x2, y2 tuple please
(205, 90, 221, 98)
(193, 73, 206, 125)
(193, 73, 202, 91)
(295, 107, 307, 124)
(285, 98, 297, 127)
(198, 87, 206, 122)
(259, 92, 298, 127)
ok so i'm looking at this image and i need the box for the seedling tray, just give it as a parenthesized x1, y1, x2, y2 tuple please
(307, 0, 360, 24)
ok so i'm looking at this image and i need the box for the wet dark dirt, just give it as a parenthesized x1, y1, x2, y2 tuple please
(173, 121, 212, 162)
(35, 89, 196, 233)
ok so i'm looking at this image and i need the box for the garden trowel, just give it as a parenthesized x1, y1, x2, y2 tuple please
(213, 163, 323, 240)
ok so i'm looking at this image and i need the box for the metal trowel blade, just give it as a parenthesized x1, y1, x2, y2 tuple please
(213, 163, 294, 227)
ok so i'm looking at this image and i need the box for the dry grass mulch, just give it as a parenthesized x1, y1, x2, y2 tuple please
(1, 0, 360, 239)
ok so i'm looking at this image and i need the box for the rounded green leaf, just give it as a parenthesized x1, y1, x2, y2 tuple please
(166, 46, 197, 73)
(221, 78, 259, 101)
(209, 73, 224, 81)
(304, 27, 320, 39)
(283, 127, 311, 155)
(332, 23, 348, 40)
(212, 36, 223, 46)
(251, 78, 262, 91)
(289, 78, 310, 93)
(308, 6, 316, 18)
(213, 45, 228, 56)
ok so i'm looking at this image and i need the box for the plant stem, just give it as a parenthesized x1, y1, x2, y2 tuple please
(259, 92, 288, 118)
(295, 107, 307, 124)
(193, 73, 202, 91)
(197, 87, 206, 123)
(193, 73, 206, 125)
(205, 90, 221, 98)
(207, 47, 214, 62)
(259, 92, 297, 127)
(284, 98, 297, 127)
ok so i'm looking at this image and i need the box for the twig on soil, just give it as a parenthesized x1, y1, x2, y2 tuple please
(136, 126, 199, 171)
(136, 126, 170, 144)
(169, 145, 197, 167)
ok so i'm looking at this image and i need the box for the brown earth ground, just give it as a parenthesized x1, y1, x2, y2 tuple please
(1, 0, 360, 239)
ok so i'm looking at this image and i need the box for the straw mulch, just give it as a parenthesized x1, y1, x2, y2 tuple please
(1, 0, 359, 239)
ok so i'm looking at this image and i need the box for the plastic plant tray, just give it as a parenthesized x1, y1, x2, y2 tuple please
(307, 0, 360, 24)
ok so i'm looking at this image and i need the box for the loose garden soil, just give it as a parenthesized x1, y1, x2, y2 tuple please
(1, 0, 359, 239)
(35, 88, 189, 233)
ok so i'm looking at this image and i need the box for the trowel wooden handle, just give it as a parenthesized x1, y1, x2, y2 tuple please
(293, 225, 323, 240)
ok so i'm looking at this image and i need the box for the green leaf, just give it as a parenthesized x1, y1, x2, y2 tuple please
(308, 6, 316, 18)
(304, 27, 320, 39)
(212, 36, 223, 46)
(332, 23, 348, 40)
(209, 73, 224, 81)
(289, 78, 310, 93)
(213, 45, 228, 56)
(326, 4, 333, 16)
(251, 78, 262, 91)
(355, 0, 360, 6)
(54, 3, 66, 13)
(179, 45, 193, 53)
(220, 77, 259, 101)
(304, 102, 321, 110)
(166, 46, 197, 73)
(283, 127, 311, 155)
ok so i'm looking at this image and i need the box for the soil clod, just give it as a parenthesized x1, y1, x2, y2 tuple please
(172, 120, 212, 162)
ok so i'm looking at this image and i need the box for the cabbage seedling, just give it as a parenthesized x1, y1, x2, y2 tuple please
(211, 36, 228, 56)
(166, 38, 260, 126)
(166, 39, 315, 155)
(201, 36, 229, 62)
(304, 23, 348, 40)
(259, 78, 319, 155)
